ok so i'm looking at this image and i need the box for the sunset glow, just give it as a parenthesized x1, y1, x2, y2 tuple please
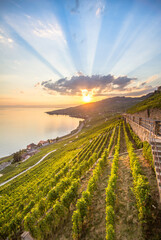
(0, 0, 161, 107)
(83, 94, 91, 103)
(82, 89, 92, 103)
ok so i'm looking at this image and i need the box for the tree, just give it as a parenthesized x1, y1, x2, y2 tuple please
(13, 151, 22, 163)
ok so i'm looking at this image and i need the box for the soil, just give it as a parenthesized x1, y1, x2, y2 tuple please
(119, 125, 127, 154)
(81, 160, 112, 240)
(125, 122, 138, 150)
(110, 127, 118, 156)
(114, 154, 143, 240)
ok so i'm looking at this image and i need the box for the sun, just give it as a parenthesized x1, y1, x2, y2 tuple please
(81, 89, 92, 103)
(83, 94, 91, 103)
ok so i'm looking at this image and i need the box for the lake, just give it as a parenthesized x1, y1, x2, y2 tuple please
(0, 108, 82, 158)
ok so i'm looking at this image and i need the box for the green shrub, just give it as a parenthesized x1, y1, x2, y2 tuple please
(123, 122, 150, 222)
(143, 141, 154, 169)
(106, 224, 115, 240)
(127, 123, 143, 149)
(106, 206, 114, 225)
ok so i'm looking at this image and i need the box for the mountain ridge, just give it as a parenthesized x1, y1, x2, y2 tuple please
(46, 93, 152, 119)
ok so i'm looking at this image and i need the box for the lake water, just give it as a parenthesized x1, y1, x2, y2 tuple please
(0, 108, 82, 158)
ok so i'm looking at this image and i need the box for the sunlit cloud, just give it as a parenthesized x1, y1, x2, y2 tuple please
(0, 0, 161, 107)
(34, 82, 40, 88)
(40, 74, 136, 96)
(77, 71, 84, 76)
(33, 21, 66, 43)
(96, 1, 105, 17)
(141, 75, 159, 85)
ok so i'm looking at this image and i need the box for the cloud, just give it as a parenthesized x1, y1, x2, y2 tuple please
(122, 85, 156, 97)
(41, 74, 136, 96)
(96, 1, 105, 17)
(34, 82, 40, 88)
(24, 14, 32, 19)
(33, 21, 65, 42)
(141, 75, 159, 86)
(7, 38, 13, 43)
(0, 29, 14, 45)
(96, 7, 104, 17)
(77, 71, 84, 76)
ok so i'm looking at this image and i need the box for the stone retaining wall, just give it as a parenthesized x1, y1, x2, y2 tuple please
(132, 108, 161, 120)
(125, 118, 150, 143)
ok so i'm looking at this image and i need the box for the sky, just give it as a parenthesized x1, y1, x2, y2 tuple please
(0, 0, 161, 107)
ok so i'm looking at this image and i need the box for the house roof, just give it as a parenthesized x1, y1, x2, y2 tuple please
(38, 140, 48, 144)
(27, 143, 37, 148)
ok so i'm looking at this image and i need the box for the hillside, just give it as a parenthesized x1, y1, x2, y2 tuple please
(47, 95, 150, 119)
(127, 90, 161, 114)
(0, 115, 161, 240)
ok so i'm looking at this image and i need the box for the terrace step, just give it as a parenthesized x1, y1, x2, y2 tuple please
(157, 175, 161, 180)
(155, 162, 161, 167)
(155, 162, 161, 166)
(151, 145, 161, 150)
(150, 139, 161, 144)
(153, 155, 161, 160)
(153, 155, 161, 159)
(155, 157, 161, 161)
(152, 150, 161, 154)
(154, 157, 161, 162)
(156, 168, 161, 173)
(154, 153, 161, 157)
(152, 143, 161, 147)
(154, 155, 161, 159)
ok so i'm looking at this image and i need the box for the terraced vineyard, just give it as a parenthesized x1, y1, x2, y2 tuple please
(0, 116, 161, 240)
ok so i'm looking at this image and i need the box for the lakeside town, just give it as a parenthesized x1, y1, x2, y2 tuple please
(0, 120, 84, 172)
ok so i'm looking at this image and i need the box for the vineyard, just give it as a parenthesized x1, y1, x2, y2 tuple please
(0, 116, 161, 240)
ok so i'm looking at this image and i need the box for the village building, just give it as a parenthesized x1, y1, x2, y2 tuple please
(38, 140, 49, 146)
(27, 143, 37, 150)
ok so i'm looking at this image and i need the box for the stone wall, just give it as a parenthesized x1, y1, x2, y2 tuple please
(133, 108, 161, 120)
(125, 118, 150, 143)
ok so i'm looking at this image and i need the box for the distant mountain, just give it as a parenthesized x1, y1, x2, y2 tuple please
(47, 93, 152, 119)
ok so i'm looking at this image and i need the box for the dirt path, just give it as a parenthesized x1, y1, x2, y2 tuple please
(137, 152, 161, 240)
(120, 125, 127, 153)
(81, 160, 112, 240)
(125, 123, 138, 150)
(114, 154, 143, 240)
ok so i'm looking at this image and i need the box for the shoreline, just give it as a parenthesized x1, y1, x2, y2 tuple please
(46, 112, 88, 120)
(0, 115, 85, 161)
(0, 119, 85, 186)
(0, 118, 85, 183)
